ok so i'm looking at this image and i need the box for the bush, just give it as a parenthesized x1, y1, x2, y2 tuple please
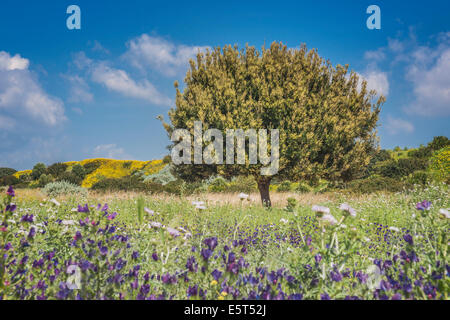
(0, 167, 17, 178)
(429, 146, 450, 183)
(91, 175, 163, 193)
(406, 171, 432, 186)
(46, 163, 68, 178)
(43, 180, 88, 198)
(31, 163, 46, 180)
(56, 172, 83, 186)
(71, 164, 86, 180)
(0, 175, 20, 186)
(83, 160, 103, 175)
(277, 181, 293, 192)
(208, 176, 229, 192)
(347, 176, 408, 194)
(296, 182, 313, 193)
(38, 174, 53, 187)
(143, 164, 176, 185)
(226, 176, 257, 194)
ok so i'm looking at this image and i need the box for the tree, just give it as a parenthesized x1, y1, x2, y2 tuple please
(427, 136, 449, 152)
(31, 163, 47, 180)
(161, 42, 385, 206)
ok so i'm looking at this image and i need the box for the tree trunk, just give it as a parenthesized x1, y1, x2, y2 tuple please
(257, 177, 272, 208)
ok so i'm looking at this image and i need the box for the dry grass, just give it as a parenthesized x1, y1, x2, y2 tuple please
(12, 188, 378, 208)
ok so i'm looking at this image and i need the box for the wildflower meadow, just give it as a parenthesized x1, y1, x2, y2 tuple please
(0, 182, 448, 300)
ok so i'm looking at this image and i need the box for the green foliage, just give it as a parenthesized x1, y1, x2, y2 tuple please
(429, 146, 450, 183)
(427, 136, 450, 152)
(284, 197, 298, 212)
(0, 168, 17, 178)
(83, 160, 103, 175)
(31, 163, 46, 180)
(56, 172, 83, 186)
(0, 175, 19, 186)
(296, 182, 314, 194)
(277, 181, 293, 192)
(38, 174, 53, 187)
(71, 163, 86, 180)
(162, 42, 384, 205)
(143, 164, 177, 185)
(46, 163, 68, 178)
(42, 180, 88, 197)
(137, 197, 144, 224)
(347, 176, 408, 194)
(208, 176, 229, 192)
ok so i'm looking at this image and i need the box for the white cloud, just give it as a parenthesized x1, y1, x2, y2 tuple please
(406, 47, 450, 116)
(91, 63, 172, 106)
(123, 34, 210, 76)
(0, 51, 29, 71)
(385, 116, 414, 135)
(64, 75, 93, 103)
(0, 51, 66, 126)
(356, 69, 389, 97)
(93, 144, 129, 159)
(0, 115, 15, 130)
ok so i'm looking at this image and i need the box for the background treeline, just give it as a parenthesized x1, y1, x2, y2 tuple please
(1, 136, 448, 196)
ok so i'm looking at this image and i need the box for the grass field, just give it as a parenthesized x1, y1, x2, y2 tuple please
(0, 183, 448, 300)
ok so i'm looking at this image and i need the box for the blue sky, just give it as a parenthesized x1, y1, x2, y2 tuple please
(0, 0, 449, 170)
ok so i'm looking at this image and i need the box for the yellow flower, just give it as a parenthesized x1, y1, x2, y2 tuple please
(210, 280, 218, 286)
(218, 296, 224, 300)
(221, 291, 228, 297)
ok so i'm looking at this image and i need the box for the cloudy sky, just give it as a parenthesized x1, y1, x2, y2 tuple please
(0, 0, 449, 170)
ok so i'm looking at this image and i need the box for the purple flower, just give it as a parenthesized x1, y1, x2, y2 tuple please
(211, 269, 223, 281)
(203, 237, 218, 251)
(186, 256, 198, 272)
(132, 251, 139, 260)
(415, 200, 431, 211)
(314, 254, 322, 264)
(403, 234, 413, 245)
(201, 248, 212, 261)
(77, 204, 90, 213)
(321, 293, 331, 300)
(20, 214, 34, 223)
(5, 204, 16, 212)
(6, 186, 15, 197)
(330, 270, 342, 282)
(28, 227, 36, 239)
(228, 252, 236, 264)
(152, 252, 158, 261)
(107, 212, 118, 220)
(392, 293, 402, 300)
(187, 285, 198, 297)
(74, 231, 82, 241)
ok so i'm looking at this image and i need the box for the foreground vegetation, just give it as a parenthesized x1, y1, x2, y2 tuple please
(0, 182, 448, 300)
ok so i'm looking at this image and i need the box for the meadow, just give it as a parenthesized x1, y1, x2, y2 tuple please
(0, 183, 448, 300)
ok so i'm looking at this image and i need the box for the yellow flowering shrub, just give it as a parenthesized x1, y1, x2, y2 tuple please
(13, 170, 32, 179)
(429, 147, 450, 182)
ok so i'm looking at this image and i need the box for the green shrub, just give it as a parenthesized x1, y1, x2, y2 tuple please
(38, 174, 53, 187)
(46, 163, 68, 178)
(284, 197, 297, 212)
(277, 181, 293, 192)
(71, 163, 86, 180)
(208, 176, 229, 192)
(347, 176, 408, 194)
(56, 172, 83, 186)
(91, 175, 165, 193)
(226, 176, 257, 193)
(31, 163, 46, 180)
(406, 171, 432, 185)
(0, 175, 20, 186)
(296, 182, 313, 193)
(143, 164, 176, 185)
(43, 180, 88, 198)
(83, 160, 102, 175)
(0, 168, 17, 178)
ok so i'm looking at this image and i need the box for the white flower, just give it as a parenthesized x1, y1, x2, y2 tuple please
(320, 213, 338, 225)
(7, 219, 16, 224)
(195, 205, 206, 210)
(192, 200, 205, 206)
(339, 203, 356, 217)
(183, 232, 192, 240)
(438, 208, 450, 219)
(61, 220, 75, 226)
(312, 205, 330, 215)
(144, 207, 155, 215)
(238, 193, 249, 200)
(280, 218, 289, 224)
(50, 198, 61, 206)
(166, 227, 181, 237)
(150, 222, 163, 229)
(71, 208, 78, 212)
(389, 226, 400, 232)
